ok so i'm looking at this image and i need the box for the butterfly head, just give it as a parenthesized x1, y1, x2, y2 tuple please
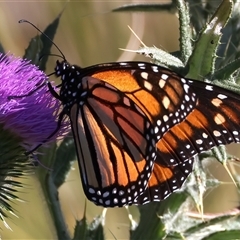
(55, 60, 71, 80)
(54, 60, 87, 112)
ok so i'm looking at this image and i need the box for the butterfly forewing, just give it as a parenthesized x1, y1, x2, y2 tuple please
(69, 76, 156, 207)
(90, 62, 197, 140)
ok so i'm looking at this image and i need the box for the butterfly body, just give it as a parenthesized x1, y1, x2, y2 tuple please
(53, 60, 240, 207)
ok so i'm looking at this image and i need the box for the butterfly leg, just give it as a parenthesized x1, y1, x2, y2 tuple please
(7, 82, 47, 100)
(25, 109, 66, 155)
(47, 82, 61, 99)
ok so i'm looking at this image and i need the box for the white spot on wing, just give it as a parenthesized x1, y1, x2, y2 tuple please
(206, 85, 213, 91)
(159, 79, 166, 88)
(163, 115, 169, 122)
(162, 96, 171, 109)
(183, 84, 189, 93)
(217, 94, 227, 99)
(211, 98, 222, 107)
(214, 113, 226, 125)
(202, 133, 208, 138)
(141, 72, 148, 79)
(144, 80, 153, 91)
(154, 126, 159, 134)
(181, 78, 186, 83)
(157, 120, 161, 126)
(213, 130, 221, 137)
(161, 74, 169, 80)
(196, 139, 203, 145)
(152, 66, 159, 72)
(185, 95, 190, 101)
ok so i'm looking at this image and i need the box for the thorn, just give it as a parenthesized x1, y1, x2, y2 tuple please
(223, 162, 237, 187)
(127, 25, 147, 47)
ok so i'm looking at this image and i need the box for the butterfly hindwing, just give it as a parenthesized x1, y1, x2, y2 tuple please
(156, 79, 240, 166)
(133, 157, 194, 204)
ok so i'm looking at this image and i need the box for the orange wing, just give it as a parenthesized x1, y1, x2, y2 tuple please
(70, 76, 157, 207)
(134, 79, 240, 204)
(133, 158, 193, 204)
(91, 63, 197, 141)
(54, 60, 240, 206)
(156, 79, 240, 166)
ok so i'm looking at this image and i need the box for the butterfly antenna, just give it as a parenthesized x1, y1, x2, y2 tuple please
(39, 53, 65, 62)
(19, 19, 66, 60)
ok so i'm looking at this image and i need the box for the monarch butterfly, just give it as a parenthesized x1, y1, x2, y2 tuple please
(19, 20, 240, 207)
(50, 59, 240, 207)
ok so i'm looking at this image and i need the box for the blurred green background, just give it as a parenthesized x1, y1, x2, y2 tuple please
(0, 1, 239, 239)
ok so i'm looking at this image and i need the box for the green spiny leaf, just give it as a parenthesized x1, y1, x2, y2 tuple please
(52, 133, 76, 188)
(0, 42, 5, 54)
(176, 0, 192, 64)
(185, 214, 240, 236)
(0, 125, 30, 224)
(112, 3, 176, 12)
(137, 47, 184, 70)
(131, 193, 188, 240)
(73, 205, 88, 240)
(38, 13, 62, 71)
(187, 0, 233, 79)
(213, 58, 240, 80)
(87, 210, 105, 240)
(202, 230, 240, 240)
(23, 35, 43, 64)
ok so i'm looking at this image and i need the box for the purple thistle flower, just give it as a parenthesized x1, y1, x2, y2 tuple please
(0, 53, 69, 151)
